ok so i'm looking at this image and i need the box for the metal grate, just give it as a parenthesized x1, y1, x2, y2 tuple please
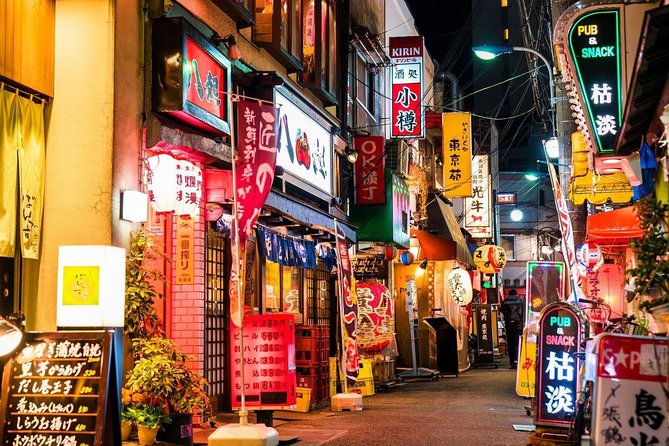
(305, 262, 332, 326)
(205, 227, 228, 399)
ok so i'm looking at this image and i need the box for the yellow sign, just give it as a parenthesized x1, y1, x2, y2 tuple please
(62, 266, 100, 305)
(442, 112, 472, 198)
(515, 328, 537, 397)
(175, 215, 195, 285)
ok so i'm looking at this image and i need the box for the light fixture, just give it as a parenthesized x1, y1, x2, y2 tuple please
(211, 33, 242, 61)
(419, 259, 428, 270)
(472, 45, 514, 60)
(524, 173, 540, 181)
(544, 137, 560, 159)
(120, 190, 148, 222)
(510, 209, 524, 222)
(0, 315, 23, 357)
(345, 147, 359, 163)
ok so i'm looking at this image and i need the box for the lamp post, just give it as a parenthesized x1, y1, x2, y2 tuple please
(473, 45, 556, 139)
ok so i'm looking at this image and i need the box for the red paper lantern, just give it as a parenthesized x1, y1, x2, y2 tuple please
(399, 251, 414, 265)
(384, 245, 398, 262)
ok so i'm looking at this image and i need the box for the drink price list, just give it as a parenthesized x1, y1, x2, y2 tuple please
(0, 331, 112, 446)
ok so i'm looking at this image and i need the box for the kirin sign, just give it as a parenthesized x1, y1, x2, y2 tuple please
(389, 36, 424, 139)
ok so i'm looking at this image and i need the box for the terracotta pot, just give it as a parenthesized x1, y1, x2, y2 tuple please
(121, 421, 133, 441)
(137, 425, 159, 446)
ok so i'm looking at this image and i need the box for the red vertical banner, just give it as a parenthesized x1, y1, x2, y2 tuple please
(334, 221, 359, 385)
(353, 136, 386, 205)
(230, 100, 279, 326)
(389, 36, 424, 138)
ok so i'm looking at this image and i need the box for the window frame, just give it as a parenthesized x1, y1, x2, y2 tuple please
(500, 234, 516, 261)
(253, 0, 303, 72)
(299, 0, 338, 105)
(212, 0, 255, 28)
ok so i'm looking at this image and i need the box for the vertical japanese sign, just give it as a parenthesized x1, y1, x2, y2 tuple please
(442, 112, 472, 198)
(230, 100, 278, 326)
(536, 303, 583, 427)
(592, 334, 669, 445)
(335, 220, 359, 384)
(547, 161, 580, 300)
(174, 160, 203, 216)
(389, 36, 424, 138)
(175, 215, 195, 284)
(516, 328, 537, 397)
(464, 155, 492, 238)
(475, 304, 494, 364)
(230, 314, 297, 409)
(353, 136, 386, 205)
(568, 9, 622, 154)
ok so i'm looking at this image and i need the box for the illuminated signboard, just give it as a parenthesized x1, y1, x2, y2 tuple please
(389, 36, 424, 138)
(526, 261, 565, 322)
(353, 136, 386, 205)
(464, 155, 492, 238)
(475, 304, 495, 364)
(568, 9, 622, 154)
(496, 192, 516, 204)
(536, 303, 584, 427)
(230, 313, 297, 410)
(442, 112, 472, 198)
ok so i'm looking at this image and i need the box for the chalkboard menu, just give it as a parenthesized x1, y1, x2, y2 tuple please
(0, 331, 113, 446)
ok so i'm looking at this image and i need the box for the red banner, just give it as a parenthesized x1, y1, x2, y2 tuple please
(230, 100, 279, 326)
(389, 36, 424, 138)
(334, 221, 359, 385)
(353, 136, 386, 205)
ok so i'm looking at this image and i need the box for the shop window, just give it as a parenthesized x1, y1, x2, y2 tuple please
(300, 0, 338, 105)
(265, 262, 304, 323)
(254, 0, 303, 72)
(212, 0, 255, 28)
(501, 234, 516, 261)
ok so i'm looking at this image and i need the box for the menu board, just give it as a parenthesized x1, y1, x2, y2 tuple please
(230, 313, 296, 410)
(0, 331, 113, 446)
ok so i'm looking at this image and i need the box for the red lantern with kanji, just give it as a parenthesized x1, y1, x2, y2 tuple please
(384, 245, 398, 262)
(577, 242, 603, 272)
(586, 263, 625, 318)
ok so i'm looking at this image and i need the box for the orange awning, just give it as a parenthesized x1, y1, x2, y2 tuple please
(585, 205, 643, 249)
(410, 228, 457, 261)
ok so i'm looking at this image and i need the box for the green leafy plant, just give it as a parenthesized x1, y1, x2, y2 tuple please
(121, 387, 170, 429)
(125, 336, 212, 421)
(124, 229, 167, 339)
(626, 195, 669, 310)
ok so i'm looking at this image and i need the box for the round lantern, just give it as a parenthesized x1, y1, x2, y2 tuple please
(447, 268, 473, 306)
(473, 244, 507, 274)
(577, 242, 603, 272)
(399, 251, 414, 265)
(145, 154, 178, 212)
(384, 245, 398, 262)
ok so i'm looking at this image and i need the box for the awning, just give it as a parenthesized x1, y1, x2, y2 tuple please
(585, 205, 643, 249)
(411, 228, 456, 261)
(423, 196, 474, 265)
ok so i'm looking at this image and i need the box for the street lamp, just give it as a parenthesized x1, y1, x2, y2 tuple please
(473, 45, 556, 139)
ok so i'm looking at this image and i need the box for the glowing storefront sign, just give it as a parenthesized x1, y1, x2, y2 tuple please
(464, 155, 491, 238)
(442, 112, 472, 198)
(389, 36, 424, 138)
(526, 261, 565, 321)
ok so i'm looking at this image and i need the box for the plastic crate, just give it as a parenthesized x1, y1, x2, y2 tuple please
(288, 387, 311, 412)
(344, 377, 375, 397)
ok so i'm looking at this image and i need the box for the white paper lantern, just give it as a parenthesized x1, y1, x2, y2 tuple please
(145, 154, 178, 212)
(448, 268, 473, 306)
(174, 159, 202, 216)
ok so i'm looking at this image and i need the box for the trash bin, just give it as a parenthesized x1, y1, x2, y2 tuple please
(423, 317, 459, 376)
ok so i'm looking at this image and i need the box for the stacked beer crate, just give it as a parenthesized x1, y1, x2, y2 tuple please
(295, 325, 330, 408)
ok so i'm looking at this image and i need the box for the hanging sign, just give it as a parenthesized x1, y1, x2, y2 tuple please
(447, 268, 473, 305)
(230, 313, 297, 410)
(335, 221, 359, 384)
(442, 112, 472, 198)
(152, 17, 232, 135)
(175, 216, 195, 285)
(536, 303, 585, 427)
(353, 136, 386, 205)
(474, 304, 495, 364)
(473, 244, 507, 274)
(389, 36, 424, 138)
(568, 9, 622, 154)
(464, 155, 492, 238)
(0, 332, 114, 446)
(592, 334, 669, 445)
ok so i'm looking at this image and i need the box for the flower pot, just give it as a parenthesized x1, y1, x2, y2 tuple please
(121, 421, 133, 441)
(137, 425, 159, 446)
(156, 413, 193, 446)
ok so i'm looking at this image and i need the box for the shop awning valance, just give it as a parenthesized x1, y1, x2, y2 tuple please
(585, 205, 643, 249)
(410, 228, 457, 262)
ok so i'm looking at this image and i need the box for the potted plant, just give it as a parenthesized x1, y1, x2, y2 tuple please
(123, 397, 171, 446)
(125, 336, 212, 446)
(121, 387, 137, 441)
(626, 195, 669, 333)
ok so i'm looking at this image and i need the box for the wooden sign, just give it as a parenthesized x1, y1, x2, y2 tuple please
(0, 331, 113, 446)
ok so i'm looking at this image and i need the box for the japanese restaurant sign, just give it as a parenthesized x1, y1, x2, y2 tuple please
(230, 100, 278, 327)
(335, 221, 359, 384)
(152, 17, 232, 135)
(389, 36, 424, 138)
(442, 112, 472, 198)
(464, 155, 492, 238)
(475, 304, 494, 364)
(145, 152, 203, 217)
(175, 216, 195, 284)
(592, 334, 669, 445)
(353, 136, 386, 205)
(536, 303, 584, 427)
(230, 313, 297, 410)
(0, 332, 113, 446)
(568, 9, 622, 154)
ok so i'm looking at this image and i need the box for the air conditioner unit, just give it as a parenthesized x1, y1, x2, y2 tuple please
(386, 140, 410, 177)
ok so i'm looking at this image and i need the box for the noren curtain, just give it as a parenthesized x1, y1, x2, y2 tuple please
(0, 86, 45, 259)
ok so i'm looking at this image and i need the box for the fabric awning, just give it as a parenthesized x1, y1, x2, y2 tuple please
(585, 205, 643, 249)
(411, 228, 457, 261)
(422, 196, 474, 265)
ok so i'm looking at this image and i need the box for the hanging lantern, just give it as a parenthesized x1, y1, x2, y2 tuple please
(447, 268, 473, 306)
(174, 159, 202, 216)
(586, 264, 625, 318)
(384, 245, 398, 262)
(577, 242, 603, 272)
(145, 154, 178, 213)
(473, 244, 507, 274)
(399, 251, 414, 265)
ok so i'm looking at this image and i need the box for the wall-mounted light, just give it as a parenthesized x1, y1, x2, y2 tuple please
(211, 33, 242, 61)
(419, 258, 428, 270)
(0, 315, 23, 357)
(510, 209, 524, 222)
(120, 190, 148, 223)
(345, 147, 359, 164)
